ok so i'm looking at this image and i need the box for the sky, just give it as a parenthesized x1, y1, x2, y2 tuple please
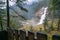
(9, 0, 16, 6)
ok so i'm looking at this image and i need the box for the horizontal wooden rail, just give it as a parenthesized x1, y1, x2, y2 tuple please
(37, 32, 47, 40)
(0, 30, 60, 40)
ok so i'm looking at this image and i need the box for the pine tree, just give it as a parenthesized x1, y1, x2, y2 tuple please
(0, 0, 28, 30)
(49, 0, 60, 31)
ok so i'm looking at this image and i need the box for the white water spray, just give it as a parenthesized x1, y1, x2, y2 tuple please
(37, 7, 48, 25)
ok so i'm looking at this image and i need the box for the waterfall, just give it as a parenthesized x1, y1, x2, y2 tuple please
(37, 7, 48, 25)
(21, 7, 48, 26)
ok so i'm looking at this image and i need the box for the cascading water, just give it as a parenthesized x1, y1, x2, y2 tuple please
(21, 7, 48, 26)
(37, 7, 48, 25)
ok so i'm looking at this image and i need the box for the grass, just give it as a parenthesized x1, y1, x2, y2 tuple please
(18, 19, 60, 32)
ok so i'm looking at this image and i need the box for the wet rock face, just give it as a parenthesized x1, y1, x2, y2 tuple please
(35, 7, 44, 19)
(21, 7, 45, 26)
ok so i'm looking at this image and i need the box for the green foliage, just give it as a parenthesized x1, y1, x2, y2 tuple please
(44, 18, 48, 27)
(49, 0, 60, 31)
(0, 9, 7, 30)
(10, 7, 27, 20)
(44, 18, 48, 31)
(0, 0, 28, 30)
(58, 16, 60, 30)
(16, 0, 28, 12)
(30, 26, 33, 31)
(49, 0, 60, 10)
(16, 0, 26, 3)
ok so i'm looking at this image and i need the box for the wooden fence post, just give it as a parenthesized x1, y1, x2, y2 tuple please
(14, 30, 19, 40)
(0, 31, 8, 40)
(28, 31, 34, 40)
(19, 30, 26, 40)
(7, 28, 14, 40)
(52, 35, 60, 40)
(37, 32, 47, 40)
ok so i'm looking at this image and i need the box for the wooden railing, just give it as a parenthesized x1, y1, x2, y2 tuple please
(0, 29, 60, 40)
